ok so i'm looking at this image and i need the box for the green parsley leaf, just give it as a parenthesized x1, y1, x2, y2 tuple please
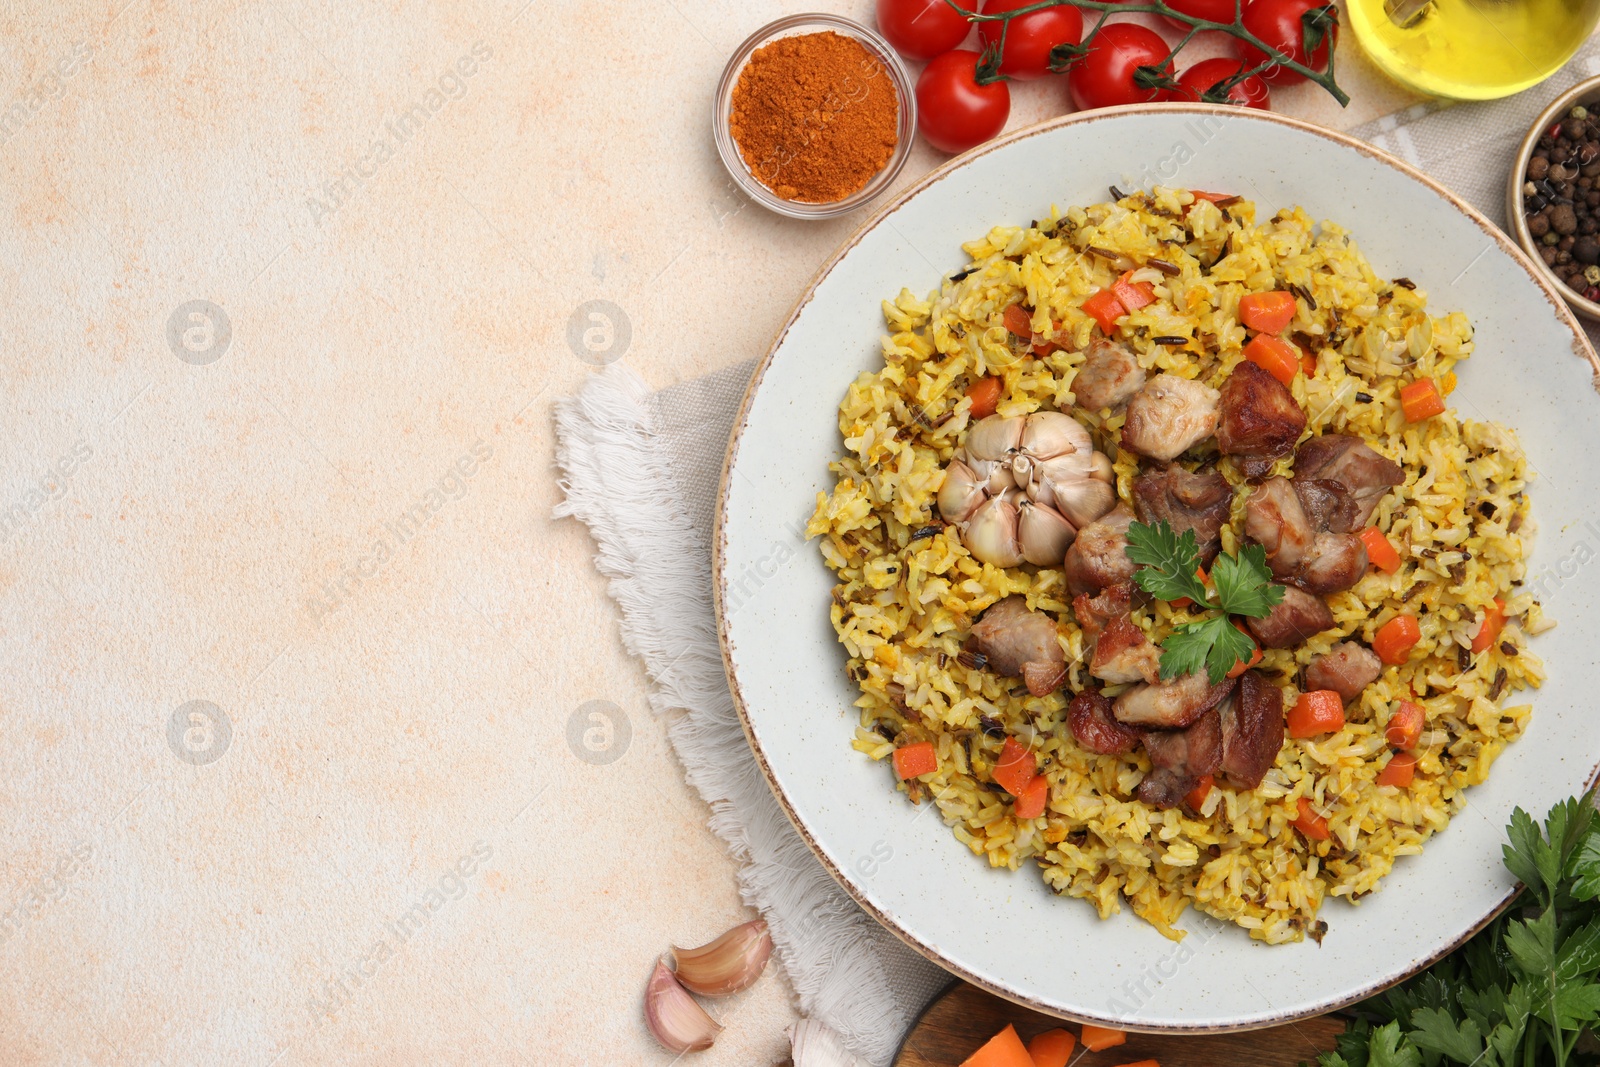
(1124, 519, 1209, 605)
(1210, 542, 1286, 619)
(1156, 615, 1257, 685)
(1364, 1022, 1422, 1067)
(1406, 1006, 1484, 1063)
(1571, 834, 1600, 901)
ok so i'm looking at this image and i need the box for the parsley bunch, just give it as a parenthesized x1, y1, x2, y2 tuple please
(1323, 792, 1600, 1067)
(1124, 519, 1285, 684)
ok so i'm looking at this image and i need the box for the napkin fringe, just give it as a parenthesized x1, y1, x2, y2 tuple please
(553, 364, 916, 1066)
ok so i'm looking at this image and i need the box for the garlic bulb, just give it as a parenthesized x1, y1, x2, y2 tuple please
(788, 1019, 871, 1067)
(644, 959, 721, 1054)
(938, 411, 1116, 567)
(672, 919, 772, 996)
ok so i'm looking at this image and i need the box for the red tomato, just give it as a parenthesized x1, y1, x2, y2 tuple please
(916, 50, 1011, 154)
(1236, 0, 1339, 86)
(977, 0, 1083, 80)
(1161, 0, 1242, 32)
(876, 0, 975, 61)
(1068, 23, 1169, 111)
(1166, 57, 1271, 109)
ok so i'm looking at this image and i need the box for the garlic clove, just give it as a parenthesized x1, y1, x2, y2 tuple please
(1049, 474, 1118, 529)
(964, 413, 1023, 462)
(961, 491, 1025, 568)
(936, 458, 986, 523)
(1017, 500, 1076, 566)
(672, 919, 772, 997)
(789, 1019, 871, 1067)
(644, 959, 721, 1054)
(1018, 410, 1092, 461)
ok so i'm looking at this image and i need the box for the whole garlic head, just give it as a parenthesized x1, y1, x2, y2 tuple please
(938, 411, 1116, 568)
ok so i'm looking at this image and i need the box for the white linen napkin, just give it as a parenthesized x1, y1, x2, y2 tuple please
(554, 46, 1600, 1064)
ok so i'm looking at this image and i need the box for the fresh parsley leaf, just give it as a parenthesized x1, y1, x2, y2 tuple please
(1364, 1022, 1422, 1067)
(1504, 805, 1557, 907)
(1210, 542, 1286, 619)
(1571, 834, 1600, 901)
(1156, 615, 1257, 685)
(1406, 1006, 1484, 1063)
(1124, 519, 1209, 605)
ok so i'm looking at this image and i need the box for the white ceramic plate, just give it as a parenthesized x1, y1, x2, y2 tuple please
(714, 105, 1600, 1031)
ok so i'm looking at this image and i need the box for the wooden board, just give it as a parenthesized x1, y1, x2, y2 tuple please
(894, 982, 1347, 1067)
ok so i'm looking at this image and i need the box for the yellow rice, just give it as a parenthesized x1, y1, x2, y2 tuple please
(806, 187, 1548, 943)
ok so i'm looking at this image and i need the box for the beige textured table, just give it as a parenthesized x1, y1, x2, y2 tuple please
(0, 2, 1426, 1062)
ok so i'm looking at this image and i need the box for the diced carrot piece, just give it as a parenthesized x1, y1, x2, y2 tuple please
(1184, 774, 1214, 811)
(1111, 271, 1156, 312)
(1385, 700, 1426, 750)
(1243, 334, 1301, 386)
(1239, 290, 1297, 333)
(1376, 751, 1417, 788)
(1400, 379, 1446, 422)
(967, 376, 1003, 420)
(892, 741, 938, 780)
(960, 1023, 1033, 1067)
(1226, 621, 1262, 679)
(1013, 773, 1049, 819)
(1470, 598, 1507, 654)
(992, 737, 1037, 797)
(1294, 797, 1331, 841)
(1287, 690, 1345, 738)
(1359, 527, 1401, 574)
(1026, 1028, 1076, 1067)
(1300, 349, 1317, 376)
(1082, 288, 1126, 334)
(1189, 190, 1235, 203)
(1373, 614, 1422, 665)
(1004, 303, 1034, 338)
(1080, 1024, 1127, 1052)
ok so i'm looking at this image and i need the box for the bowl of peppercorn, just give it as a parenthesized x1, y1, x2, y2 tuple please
(1509, 77, 1600, 322)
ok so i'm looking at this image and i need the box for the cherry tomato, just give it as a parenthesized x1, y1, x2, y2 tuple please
(876, 0, 976, 61)
(1236, 0, 1339, 86)
(977, 0, 1083, 80)
(1160, 0, 1242, 32)
(1165, 57, 1271, 109)
(1067, 23, 1169, 111)
(916, 49, 1011, 154)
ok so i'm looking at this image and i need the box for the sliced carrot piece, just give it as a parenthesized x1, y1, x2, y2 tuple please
(1080, 1024, 1127, 1052)
(1385, 700, 1426, 750)
(1239, 290, 1297, 333)
(1470, 598, 1507, 654)
(892, 741, 938, 780)
(1013, 773, 1049, 820)
(1373, 614, 1421, 665)
(992, 737, 1037, 797)
(1026, 1028, 1076, 1067)
(1111, 271, 1156, 312)
(1184, 774, 1214, 812)
(1243, 334, 1301, 386)
(1003, 303, 1034, 338)
(1082, 288, 1126, 334)
(1376, 751, 1418, 788)
(967, 376, 1003, 420)
(1300, 349, 1317, 376)
(960, 1023, 1033, 1067)
(1359, 527, 1401, 574)
(1293, 797, 1331, 841)
(1287, 690, 1345, 739)
(1400, 378, 1446, 422)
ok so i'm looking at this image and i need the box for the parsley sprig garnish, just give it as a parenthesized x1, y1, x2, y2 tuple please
(1324, 792, 1600, 1067)
(1124, 519, 1285, 684)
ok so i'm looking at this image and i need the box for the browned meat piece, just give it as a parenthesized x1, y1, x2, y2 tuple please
(1292, 478, 1345, 531)
(1089, 615, 1162, 686)
(1113, 672, 1236, 729)
(1292, 434, 1405, 532)
(1244, 477, 1314, 579)
(1120, 374, 1221, 462)
(1073, 338, 1146, 411)
(1299, 532, 1369, 595)
(966, 595, 1067, 696)
(1304, 641, 1383, 703)
(1068, 687, 1144, 755)
(1063, 503, 1137, 596)
(1133, 466, 1233, 565)
(1136, 710, 1224, 809)
(1071, 580, 1133, 642)
(1245, 585, 1335, 648)
(1216, 361, 1306, 468)
(1218, 670, 1285, 789)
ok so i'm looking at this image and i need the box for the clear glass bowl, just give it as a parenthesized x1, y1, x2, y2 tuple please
(712, 13, 917, 221)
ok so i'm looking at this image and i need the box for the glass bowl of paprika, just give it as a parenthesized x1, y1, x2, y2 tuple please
(713, 13, 917, 221)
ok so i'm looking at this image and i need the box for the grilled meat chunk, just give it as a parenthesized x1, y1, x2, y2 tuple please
(1063, 503, 1138, 596)
(1218, 670, 1285, 789)
(1136, 710, 1224, 809)
(1068, 687, 1144, 755)
(1216, 361, 1306, 468)
(1089, 615, 1162, 686)
(1133, 466, 1233, 566)
(1073, 338, 1146, 411)
(1304, 641, 1383, 703)
(1113, 672, 1236, 729)
(1121, 374, 1221, 462)
(1292, 434, 1405, 532)
(1244, 585, 1335, 648)
(966, 595, 1067, 696)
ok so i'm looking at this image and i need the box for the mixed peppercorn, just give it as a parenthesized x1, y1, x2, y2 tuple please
(1522, 104, 1600, 300)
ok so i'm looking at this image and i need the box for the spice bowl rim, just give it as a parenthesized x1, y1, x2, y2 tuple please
(1507, 73, 1600, 323)
(712, 12, 917, 221)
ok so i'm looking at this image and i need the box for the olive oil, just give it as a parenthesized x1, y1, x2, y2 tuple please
(1348, 0, 1600, 99)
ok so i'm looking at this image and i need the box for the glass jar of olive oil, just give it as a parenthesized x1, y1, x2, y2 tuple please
(1348, 0, 1600, 100)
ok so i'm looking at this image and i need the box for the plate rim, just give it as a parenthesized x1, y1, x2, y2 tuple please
(710, 102, 1600, 1032)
